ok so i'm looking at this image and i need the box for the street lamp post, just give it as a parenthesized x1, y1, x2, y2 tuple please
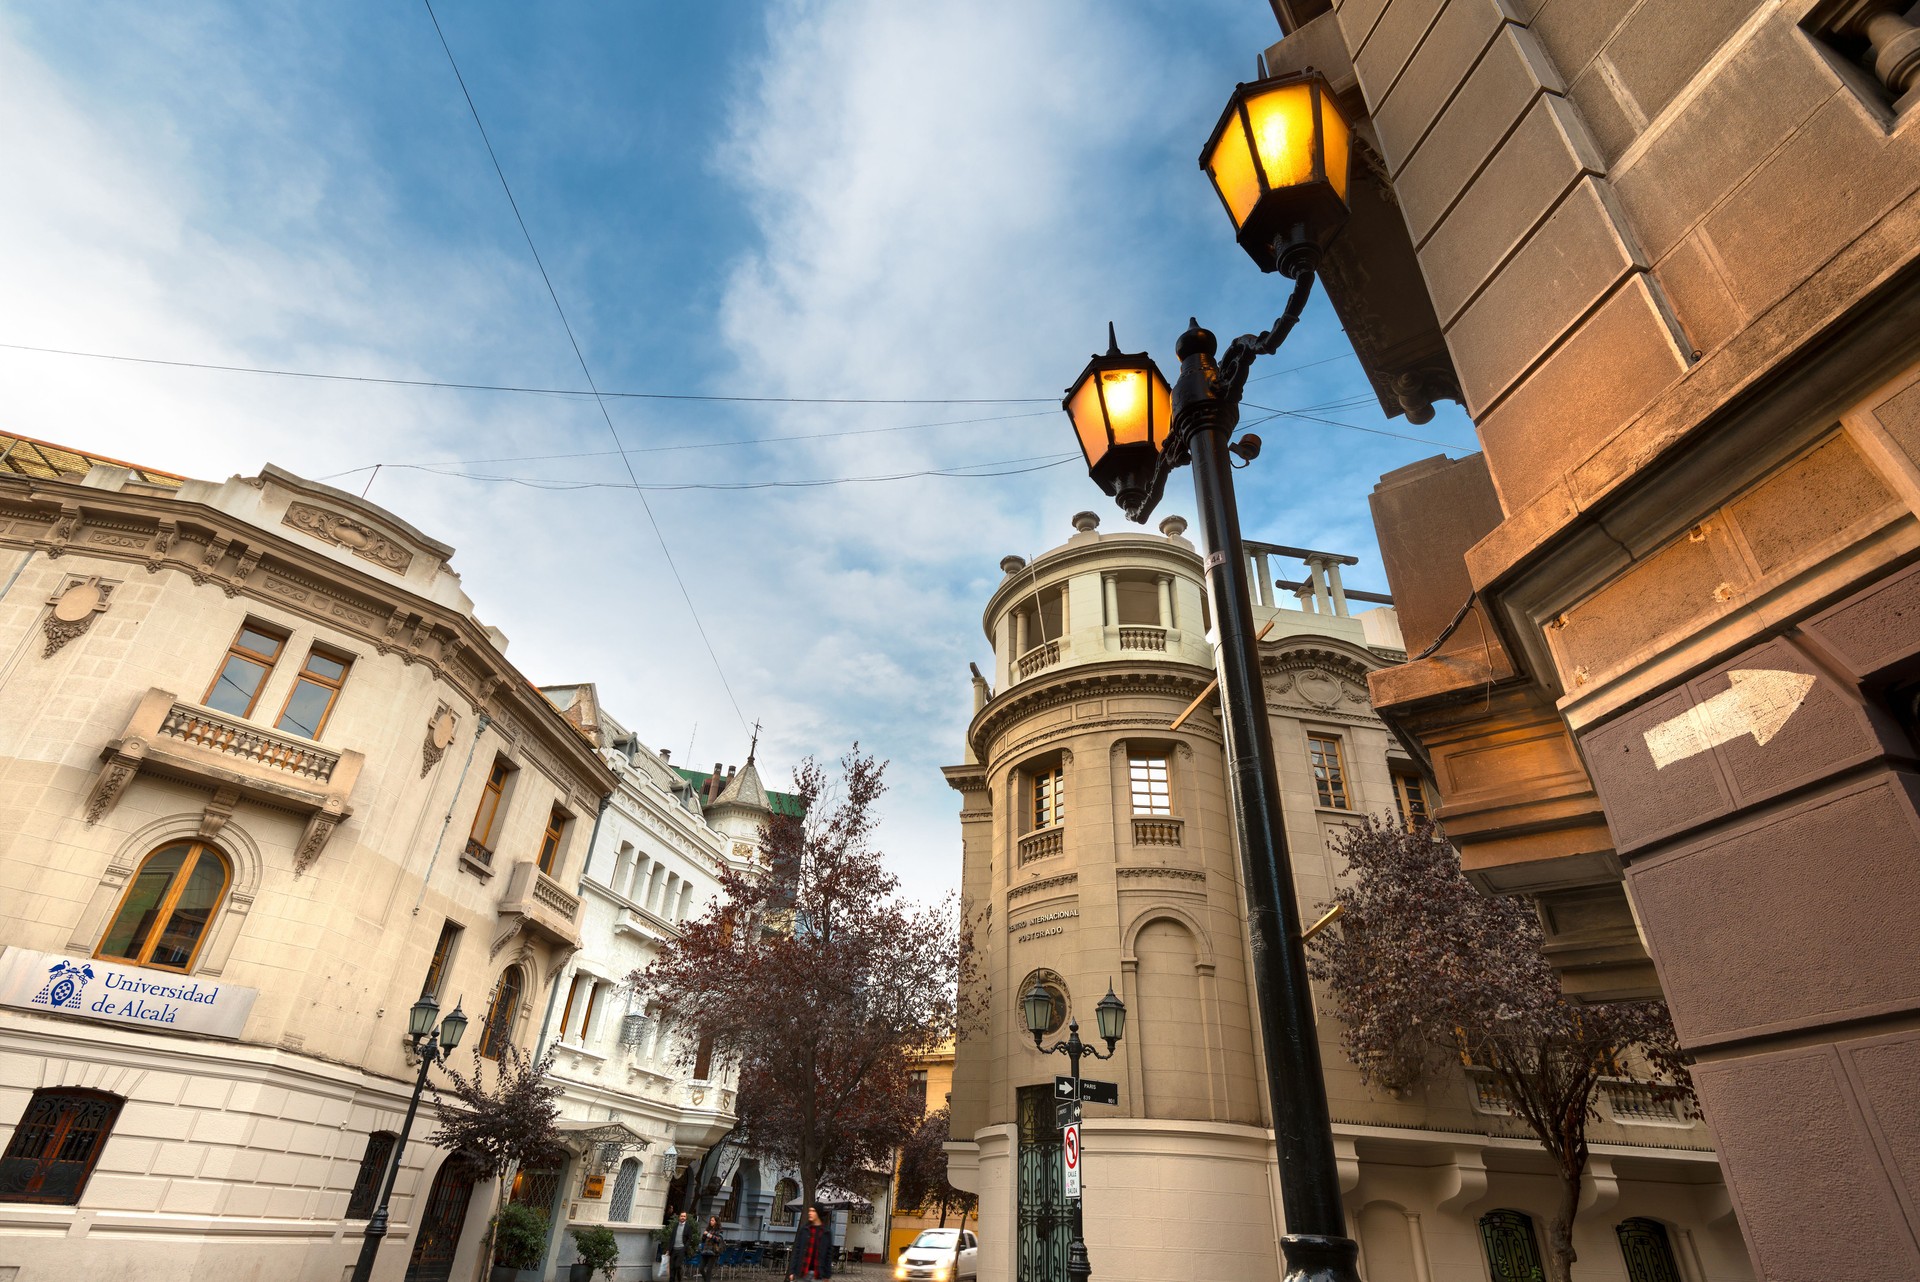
(350, 992, 469, 1282)
(1022, 981, 1125, 1282)
(1057, 70, 1364, 1282)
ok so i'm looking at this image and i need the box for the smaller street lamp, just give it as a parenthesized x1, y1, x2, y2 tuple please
(1024, 980, 1125, 1282)
(1062, 324, 1173, 518)
(350, 992, 468, 1282)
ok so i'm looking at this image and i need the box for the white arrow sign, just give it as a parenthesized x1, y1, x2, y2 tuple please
(1643, 669, 1816, 769)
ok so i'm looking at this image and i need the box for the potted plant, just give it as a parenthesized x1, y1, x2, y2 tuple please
(571, 1224, 620, 1282)
(491, 1203, 549, 1282)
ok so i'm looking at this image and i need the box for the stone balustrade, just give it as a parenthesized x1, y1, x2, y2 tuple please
(1018, 828, 1064, 865)
(1017, 640, 1061, 678)
(1117, 625, 1167, 651)
(1131, 817, 1183, 846)
(500, 859, 582, 948)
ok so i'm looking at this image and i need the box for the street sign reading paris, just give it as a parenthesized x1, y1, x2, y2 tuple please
(1079, 1078, 1119, 1105)
(0, 946, 258, 1039)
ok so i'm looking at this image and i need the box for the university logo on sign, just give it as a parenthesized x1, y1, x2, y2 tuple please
(32, 959, 94, 1011)
(0, 947, 259, 1040)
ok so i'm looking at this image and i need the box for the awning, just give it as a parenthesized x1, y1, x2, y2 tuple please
(555, 1119, 652, 1152)
(785, 1186, 873, 1212)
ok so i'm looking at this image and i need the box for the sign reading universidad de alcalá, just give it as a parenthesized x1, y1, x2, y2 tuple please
(0, 947, 258, 1039)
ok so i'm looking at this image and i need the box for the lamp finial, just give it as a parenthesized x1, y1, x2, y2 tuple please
(1105, 321, 1120, 355)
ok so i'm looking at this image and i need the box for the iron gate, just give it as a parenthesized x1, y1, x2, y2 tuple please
(1016, 1086, 1071, 1282)
(405, 1154, 478, 1282)
(1616, 1218, 1684, 1282)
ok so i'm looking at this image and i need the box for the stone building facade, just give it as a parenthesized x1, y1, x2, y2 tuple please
(0, 435, 617, 1281)
(943, 514, 1751, 1282)
(1247, 2, 1920, 1275)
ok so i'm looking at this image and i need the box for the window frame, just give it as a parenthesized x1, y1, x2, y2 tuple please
(537, 804, 571, 876)
(0, 1088, 123, 1205)
(421, 920, 462, 1000)
(478, 965, 526, 1061)
(94, 840, 231, 974)
(202, 621, 289, 719)
(1127, 752, 1173, 816)
(1391, 771, 1430, 827)
(469, 758, 512, 852)
(344, 1130, 398, 1220)
(272, 643, 354, 740)
(1306, 733, 1351, 810)
(1030, 762, 1066, 831)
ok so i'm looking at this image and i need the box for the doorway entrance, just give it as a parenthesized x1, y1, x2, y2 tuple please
(406, 1153, 480, 1282)
(1015, 1086, 1071, 1282)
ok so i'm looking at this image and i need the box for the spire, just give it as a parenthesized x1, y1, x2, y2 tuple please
(747, 719, 762, 766)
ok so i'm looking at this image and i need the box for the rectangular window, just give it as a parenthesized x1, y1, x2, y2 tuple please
(344, 1131, 397, 1219)
(560, 974, 599, 1043)
(0, 1089, 122, 1205)
(421, 920, 462, 999)
(468, 759, 511, 853)
(1392, 773, 1430, 827)
(1129, 754, 1171, 815)
(1307, 734, 1350, 809)
(538, 805, 570, 875)
(203, 622, 288, 718)
(273, 645, 352, 739)
(1031, 764, 1065, 830)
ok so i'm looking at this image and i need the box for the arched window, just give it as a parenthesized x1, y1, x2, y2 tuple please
(96, 841, 230, 972)
(1479, 1209, 1546, 1282)
(1616, 1218, 1684, 1282)
(722, 1169, 743, 1222)
(478, 966, 526, 1060)
(0, 1089, 123, 1204)
(613, 844, 637, 897)
(345, 1131, 398, 1219)
(609, 1157, 641, 1223)
(772, 1178, 798, 1226)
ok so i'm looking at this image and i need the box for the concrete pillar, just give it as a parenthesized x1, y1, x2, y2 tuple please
(1254, 551, 1274, 608)
(1013, 608, 1029, 658)
(1326, 562, 1349, 616)
(1103, 573, 1119, 628)
(1156, 574, 1174, 628)
(1307, 559, 1332, 614)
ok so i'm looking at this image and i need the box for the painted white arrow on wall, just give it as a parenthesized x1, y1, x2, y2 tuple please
(1643, 669, 1818, 769)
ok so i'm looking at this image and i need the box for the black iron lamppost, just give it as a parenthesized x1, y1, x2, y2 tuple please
(1060, 70, 1362, 1282)
(350, 992, 468, 1282)
(1023, 981, 1124, 1282)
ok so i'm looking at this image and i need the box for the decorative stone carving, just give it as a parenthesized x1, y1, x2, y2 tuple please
(294, 798, 348, 875)
(42, 576, 114, 657)
(1008, 872, 1078, 902)
(1116, 865, 1206, 882)
(422, 704, 459, 776)
(284, 501, 414, 573)
(198, 788, 242, 840)
(1296, 668, 1344, 709)
(1158, 515, 1188, 539)
(84, 743, 145, 825)
(224, 547, 261, 596)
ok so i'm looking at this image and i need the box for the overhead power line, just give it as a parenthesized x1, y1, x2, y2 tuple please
(0, 340, 1052, 406)
(1240, 401, 1470, 452)
(421, 0, 753, 732)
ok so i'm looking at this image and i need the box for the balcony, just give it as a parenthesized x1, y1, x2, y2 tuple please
(1017, 640, 1060, 679)
(1603, 1078, 1690, 1127)
(1018, 828, 1063, 865)
(1131, 817, 1183, 847)
(498, 859, 583, 950)
(84, 688, 363, 872)
(1117, 626, 1167, 652)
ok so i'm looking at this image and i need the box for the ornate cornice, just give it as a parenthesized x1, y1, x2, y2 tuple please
(969, 658, 1213, 760)
(1007, 872, 1077, 903)
(0, 474, 615, 801)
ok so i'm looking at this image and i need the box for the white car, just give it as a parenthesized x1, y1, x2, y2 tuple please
(894, 1228, 978, 1281)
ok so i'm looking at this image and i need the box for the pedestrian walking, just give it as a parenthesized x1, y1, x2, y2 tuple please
(667, 1209, 698, 1282)
(787, 1205, 834, 1281)
(701, 1215, 725, 1282)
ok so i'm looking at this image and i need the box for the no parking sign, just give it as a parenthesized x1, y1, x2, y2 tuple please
(1062, 1122, 1081, 1198)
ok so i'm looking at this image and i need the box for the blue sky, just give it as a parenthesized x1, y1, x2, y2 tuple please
(0, 1, 1475, 903)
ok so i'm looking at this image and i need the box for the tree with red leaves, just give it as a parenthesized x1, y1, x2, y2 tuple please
(638, 748, 960, 1210)
(1306, 816, 1692, 1282)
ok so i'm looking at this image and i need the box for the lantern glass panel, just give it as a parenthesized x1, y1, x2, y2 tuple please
(1023, 983, 1055, 1035)
(1322, 94, 1351, 203)
(1066, 375, 1111, 469)
(1095, 988, 1126, 1043)
(440, 1003, 469, 1050)
(1149, 372, 1172, 449)
(1244, 81, 1318, 194)
(1099, 369, 1152, 448)
(408, 995, 440, 1039)
(1205, 112, 1263, 231)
